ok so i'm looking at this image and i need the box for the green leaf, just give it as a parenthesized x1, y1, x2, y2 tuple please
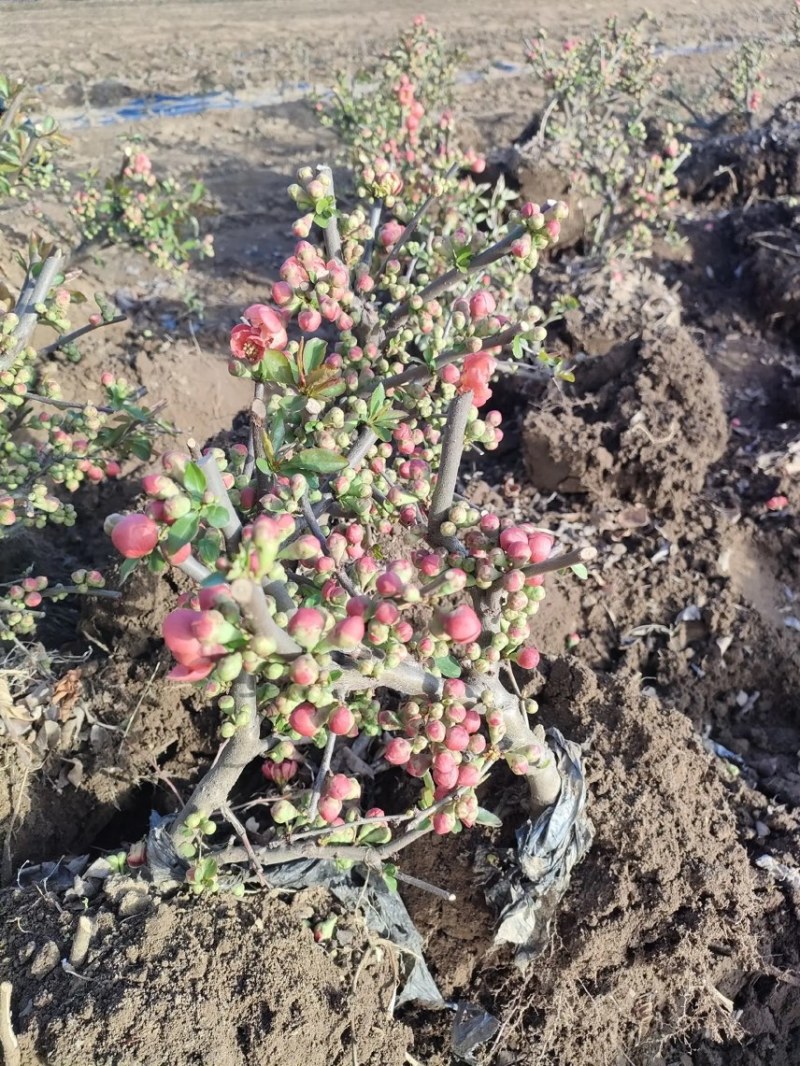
(183, 461, 207, 496)
(204, 504, 231, 530)
(293, 448, 348, 475)
(312, 196, 336, 227)
(434, 655, 462, 678)
(511, 334, 526, 360)
(382, 863, 398, 894)
(260, 349, 295, 386)
(368, 382, 386, 420)
(118, 557, 139, 585)
(269, 410, 286, 453)
(165, 512, 200, 553)
(474, 807, 503, 828)
(570, 563, 589, 580)
(198, 536, 221, 567)
(301, 338, 327, 377)
(127, 437, 152, 461)
(454, 247, 473, 273)
(256, 457, 273, 476)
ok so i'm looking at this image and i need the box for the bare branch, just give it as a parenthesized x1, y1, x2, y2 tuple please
(230, 578, 302, 656)
(427, 391, 472, 549)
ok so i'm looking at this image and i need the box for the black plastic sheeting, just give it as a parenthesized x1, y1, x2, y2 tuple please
(477, 728, 594, 965)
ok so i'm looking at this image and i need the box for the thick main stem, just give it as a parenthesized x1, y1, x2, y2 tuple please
(169, 671, 262, 840)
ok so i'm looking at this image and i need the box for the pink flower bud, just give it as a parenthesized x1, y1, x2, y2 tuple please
(328, 615, 365, 651)
(457, 764, 481, 787)
(289, 654, 320, 686)
(528, 532, 554, 563)
(445, 725, 470, 752)
(318, 796, 343, 823)
(289, 702, 323, 738)
(439, 604, 481, 644)
(329, 705, 355, 735)
(261, 759, 298, 786)
(326, 773, 355, 801)
(298, 308, 322, 332)
(111, 514, 159, 558)
(271, 281, 294, 306)
(469, 291, 497, 321)
(516, 645, 540, 670)
(433, 810, 456, 835)
(384, 737, 412, 765)
(287, 607, 327, 649)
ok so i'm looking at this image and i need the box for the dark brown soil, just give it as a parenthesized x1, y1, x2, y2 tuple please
(1, 886, 408, 1066)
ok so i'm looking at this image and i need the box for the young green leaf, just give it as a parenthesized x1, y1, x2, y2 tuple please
(434, 655, 462, 678)
(183, 461, 207, 495)
(474, 807, 503, 828)
(570, 563, 589, 580)
(204, 504, 231, 530)
(292, 448, 348, 475)
(301, 338, 327, 377)
(259, 350, 296, 387)
(166, 512, 200, 553)
(118, 557, 139, 585)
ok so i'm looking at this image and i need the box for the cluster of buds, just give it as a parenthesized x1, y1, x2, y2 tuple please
(0, 569, 105, 640)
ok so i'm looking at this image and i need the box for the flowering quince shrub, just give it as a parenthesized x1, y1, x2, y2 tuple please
(70, 141, 215, 283)
(0, 243, 168, 640)
(0, 75, 67, 199)
(105, 155, 595, 897)
(525, 16, 689, 258)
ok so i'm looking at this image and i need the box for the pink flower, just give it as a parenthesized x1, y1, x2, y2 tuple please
(243, 303, 289, 350)
(111, 514, 159, 558)
(328, 705, 355, 735)
(458, 351, 496, 407)
(440, 604, 482, 644)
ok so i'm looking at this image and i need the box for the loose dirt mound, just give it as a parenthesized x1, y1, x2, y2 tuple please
(522, 320, 727, 510)
(2, 888, 408, 1066)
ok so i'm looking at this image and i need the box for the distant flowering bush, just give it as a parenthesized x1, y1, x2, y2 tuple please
(71, 141, 215, 282)
(525, 16, 689, 257)
(105, 142, 595, 895)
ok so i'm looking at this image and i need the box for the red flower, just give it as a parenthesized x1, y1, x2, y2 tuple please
(230, 323, 266, 364)
(458, 351, 496, 407)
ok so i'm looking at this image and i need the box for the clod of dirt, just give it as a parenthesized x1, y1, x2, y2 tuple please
(679, 96, 800, 205)
(522, 319, 727, 511)
(2, 889, 409, 1066)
